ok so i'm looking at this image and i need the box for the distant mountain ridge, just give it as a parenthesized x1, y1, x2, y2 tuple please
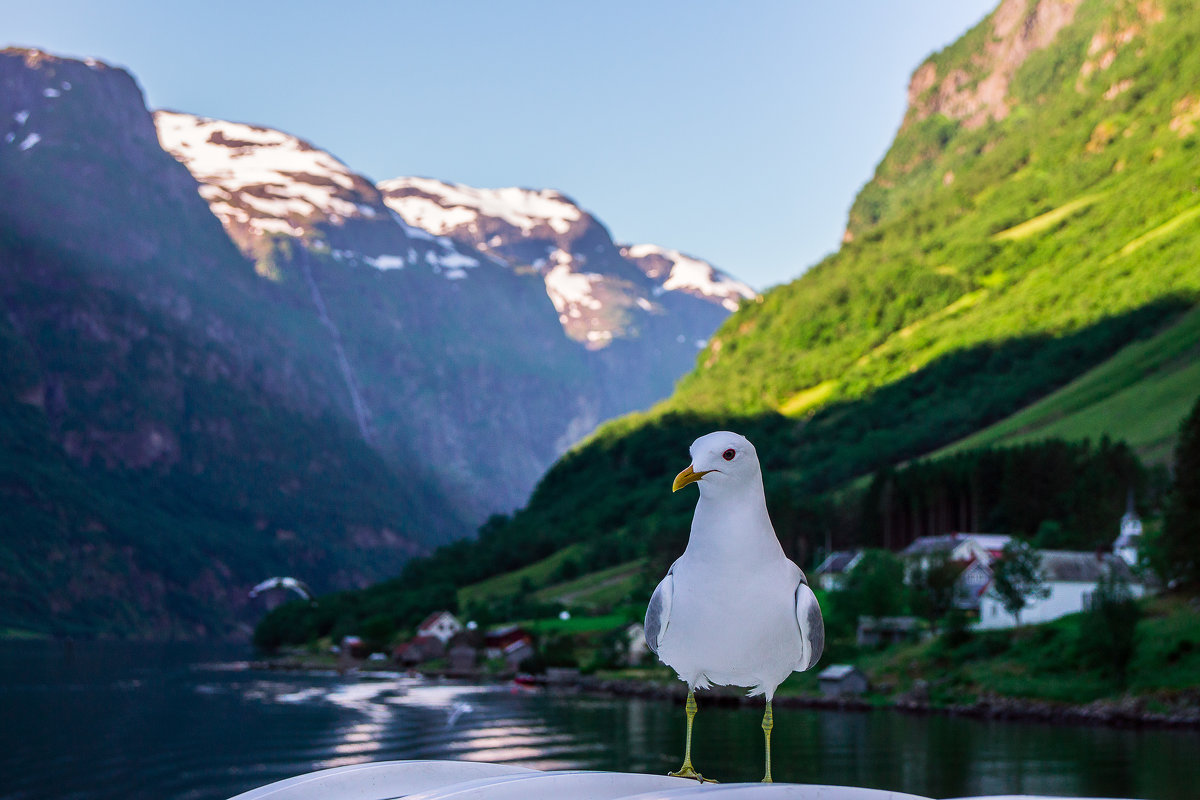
(377, 176, 753, 346)
(150, 107, 755, 517)
(0, 46, 753, 638)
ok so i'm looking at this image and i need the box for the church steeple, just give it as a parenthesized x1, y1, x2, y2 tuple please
(1115, 488, 1142, 565)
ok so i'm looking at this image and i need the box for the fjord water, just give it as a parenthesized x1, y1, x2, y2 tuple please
(1, 641, 1196, 800)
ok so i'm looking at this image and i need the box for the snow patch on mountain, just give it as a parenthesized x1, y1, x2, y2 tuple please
(155, 111, 488, 281)
(156, 110, 367, 229)
(379, 177, 583, 236)
(621, 243, 755, 311)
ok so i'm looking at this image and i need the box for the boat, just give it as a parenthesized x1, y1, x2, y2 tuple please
(227, 759, 1143, 799)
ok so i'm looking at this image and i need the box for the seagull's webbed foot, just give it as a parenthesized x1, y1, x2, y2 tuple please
(668, 688, 718, 783)
(668, 764, 716, 783)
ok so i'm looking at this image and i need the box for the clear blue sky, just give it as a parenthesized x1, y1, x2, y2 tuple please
(6, 1, 996, 290)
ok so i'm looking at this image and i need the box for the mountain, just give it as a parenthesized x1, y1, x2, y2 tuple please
(152, 111, 754, 520)
(257, 0, 1200, 648)
(0, 48, 751, 638)
(0, 48, 457, 638)
(377, 177, 752, 347)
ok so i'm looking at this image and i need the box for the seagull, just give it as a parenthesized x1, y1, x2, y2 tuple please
(249, 576, 316, 605)
(645, 431, 824, 783)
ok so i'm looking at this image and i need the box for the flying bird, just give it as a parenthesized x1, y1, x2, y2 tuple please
(249, 576, 316, 605)
(645, 431, 824, 783)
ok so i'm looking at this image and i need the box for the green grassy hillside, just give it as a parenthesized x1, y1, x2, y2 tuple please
(940, 305, 1200, 464)
(676, 0, 1200, 418)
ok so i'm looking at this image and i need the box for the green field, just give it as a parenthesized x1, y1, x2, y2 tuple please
(456, 543, 588, 609)
(531, 559, 647, 610)
(940, 306, 1200, 464)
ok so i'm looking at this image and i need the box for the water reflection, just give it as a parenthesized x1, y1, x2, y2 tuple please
(2, 641, 1199, 800)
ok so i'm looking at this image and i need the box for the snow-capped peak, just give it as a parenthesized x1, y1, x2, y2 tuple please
(379, 177, 583, 236)
(155, 110, 380, 242)
(621, 243, 756, 311)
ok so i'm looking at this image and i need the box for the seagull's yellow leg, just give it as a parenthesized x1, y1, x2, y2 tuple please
(761, 699, 774, 783)
(668, 689, 714, 782)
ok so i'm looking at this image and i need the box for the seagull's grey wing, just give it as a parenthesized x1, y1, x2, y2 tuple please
(644, 571, 675, 655)
(794, 571, 825, 671)
(249, 577, 281, 597)
(285, 578, 314, 600)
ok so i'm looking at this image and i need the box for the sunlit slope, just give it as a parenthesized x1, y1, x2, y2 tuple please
(940, 305, 1200, 465)
(671, 0, 1200, 419)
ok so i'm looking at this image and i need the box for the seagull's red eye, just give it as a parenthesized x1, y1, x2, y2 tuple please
(722, 448, 736, 461)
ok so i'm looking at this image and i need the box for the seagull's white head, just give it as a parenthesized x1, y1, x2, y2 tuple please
(672, 430, 761, 498)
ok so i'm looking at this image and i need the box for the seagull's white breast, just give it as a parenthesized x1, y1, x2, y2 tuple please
(656, 550, 803, 694)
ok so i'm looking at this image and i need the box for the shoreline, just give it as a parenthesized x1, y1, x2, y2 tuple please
(525, 673, 1200, 731)
(248, 654, 1200, 731)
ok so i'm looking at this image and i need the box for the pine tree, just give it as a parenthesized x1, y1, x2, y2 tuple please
(1159, 395, 1200, 589)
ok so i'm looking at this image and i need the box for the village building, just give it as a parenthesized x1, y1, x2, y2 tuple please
(484, 624, 535, 669)
(976, 550, 1145, 630)
(447, 642, 480, 674)
(812, 550, 863, 591)
(856, 616, 921, 647)
(625, 622, 650, 666)
(416, 610, 463, 644)
(900, 533, 1011, 572)
(1113, 490, 1144, 566)
(392, 635, 446, 666)
(900, 533, 1012, 612)
(818, 664, 869, 698)
(339, 635, 368, 659)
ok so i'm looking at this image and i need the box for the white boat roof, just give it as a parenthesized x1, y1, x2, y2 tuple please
(226, 759, 1141, 800)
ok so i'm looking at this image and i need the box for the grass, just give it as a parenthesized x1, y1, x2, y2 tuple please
(844, 593, 1200, 706)
(531, 559, 646, 610)
(521, 612, 632, 635)
(938, 306, 1200, 464)
(779, 380, 838, 417)
(457, 543, 587, 608)
(1110, 203, 1200, 260)
(989, 192, 1108, 241)
(1128, 594, 1200, 692)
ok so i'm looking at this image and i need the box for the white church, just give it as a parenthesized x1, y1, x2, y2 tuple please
(976, 493, 1147, 630)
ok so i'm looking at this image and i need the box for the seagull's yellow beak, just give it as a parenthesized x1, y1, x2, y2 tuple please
(672, 464, 712, 492)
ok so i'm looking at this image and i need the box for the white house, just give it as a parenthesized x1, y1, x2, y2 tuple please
(899, 533, 1012, 611)
(416, 610, 463, 644)
(900, 533, 1011, 573)
(625, 622, 650, 666)
(812, 550, 863, 591)
(976, 550, 1145, 630)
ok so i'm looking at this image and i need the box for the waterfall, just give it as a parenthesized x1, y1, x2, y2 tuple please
(299, 250, 373, 442)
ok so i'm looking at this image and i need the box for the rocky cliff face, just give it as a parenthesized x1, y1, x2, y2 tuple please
(845, 0, 1122, 239)
(905, 0, 1084, 132)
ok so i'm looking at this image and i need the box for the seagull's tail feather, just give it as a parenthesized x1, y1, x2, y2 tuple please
(795, 582, 825, 672)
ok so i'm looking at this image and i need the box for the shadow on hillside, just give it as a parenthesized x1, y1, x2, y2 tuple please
(536, 296, 1195, 566)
